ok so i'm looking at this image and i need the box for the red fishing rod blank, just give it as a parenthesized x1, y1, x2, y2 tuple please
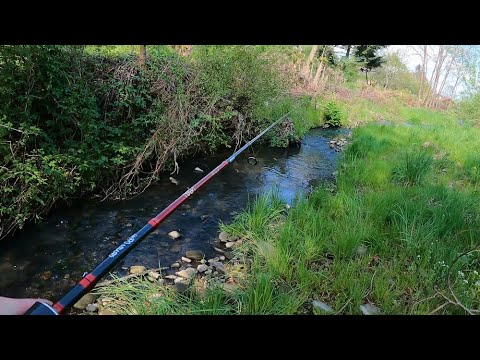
(25, 114, 289, 315)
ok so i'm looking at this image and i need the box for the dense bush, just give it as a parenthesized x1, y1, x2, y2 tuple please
(455, 93, 480, 124)
(322, 100, 346, 127)
(0, 45, 308, 240)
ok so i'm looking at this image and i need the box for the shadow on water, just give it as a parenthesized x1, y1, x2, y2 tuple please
(0, 127, 349, 304)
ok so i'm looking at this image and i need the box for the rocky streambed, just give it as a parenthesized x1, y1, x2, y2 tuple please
(74, 231, 247, 315)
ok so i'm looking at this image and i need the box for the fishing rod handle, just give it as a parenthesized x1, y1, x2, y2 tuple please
(24, 301, 59, 315)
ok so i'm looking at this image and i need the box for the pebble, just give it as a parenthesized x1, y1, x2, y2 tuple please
(129, 265, 146, 274)
(194, 167, 204, 173)
(171, 262, 180, 268)
(181, 257, 192, 263)
(176, 268, 197, 279)
(169, 177, 179, 185)
(185, 250, 205, 261)
(197, 264, 208, 273)
(219, 231, 231, 242)
(168, 231, 181, 240)
(148, 271, 160, 280)
(225, 242, 236, 248)
(85, 303, 98, 312)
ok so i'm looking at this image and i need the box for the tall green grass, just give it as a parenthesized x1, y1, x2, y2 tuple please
(99, 104, 480, 315)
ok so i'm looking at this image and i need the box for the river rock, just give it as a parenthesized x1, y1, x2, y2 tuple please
(312, 300, 334, 313)
(98, 309, 117, 315)
(171, 262, 180, 268)
(219, 231, 231, 242)
(174, 277, 188, 284)
(147, 276, 155, 282)
(148, 271, 160, 280)
(129, 265, 146, 274)
(165, 275, 178, 280)
(360, 303, 383, 315)
(205, 269, 213, 275)
(225, 241, 236, 249)
(181, 256, 192, 263)
(194, 167, 204, 173)
(86, 303, 98, 312)
(185, 250, 205, 261)
(197, 264, 208, 273)
(73, 293, 100, 310)
(213, 247, 225, 254)
(176, 268, 197, 279)
(223, 252, 234, 260)
(210, 261, 227, 274)
(168, 231, 181, 240)
(169, 177, 179, 185)
(219, 256, 226, 261)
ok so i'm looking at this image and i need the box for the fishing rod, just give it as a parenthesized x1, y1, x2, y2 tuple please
(25, 111, 291, 315)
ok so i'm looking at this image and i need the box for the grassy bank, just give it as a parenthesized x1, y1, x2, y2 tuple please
(93, 100, 480, 315)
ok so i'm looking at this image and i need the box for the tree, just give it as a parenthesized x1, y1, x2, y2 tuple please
(376, 51, 407, 89)
(139, 45, 146, 66)
(303, 45, 319, 79)
(354, 45, 388, 83)
(411, 45, 475, 107)
(354, 45, 387, 69)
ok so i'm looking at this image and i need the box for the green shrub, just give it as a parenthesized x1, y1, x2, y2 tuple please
(323, 100, 346, 127)
(0, 45, 305, 240)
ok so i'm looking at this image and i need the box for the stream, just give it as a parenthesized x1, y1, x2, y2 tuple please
(0, 127, 349, 308)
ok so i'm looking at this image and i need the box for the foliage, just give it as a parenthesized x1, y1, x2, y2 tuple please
(322, 100, 346, 127)
(0, 45, 312, 240)
(354, 45, 388, 70)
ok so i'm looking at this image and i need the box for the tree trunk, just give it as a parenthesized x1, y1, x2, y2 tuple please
(418, 45, 427, 103)
(430, 46, 449, 108)
(313, 47, 328, 86)
(435, 55, 455, 108)
(139, 45, 146, 66)
(424, 46, 443, 107)
(451, 73, 461, 99)
(346, 45, 351, 58)
(304, 45, 319, 79)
